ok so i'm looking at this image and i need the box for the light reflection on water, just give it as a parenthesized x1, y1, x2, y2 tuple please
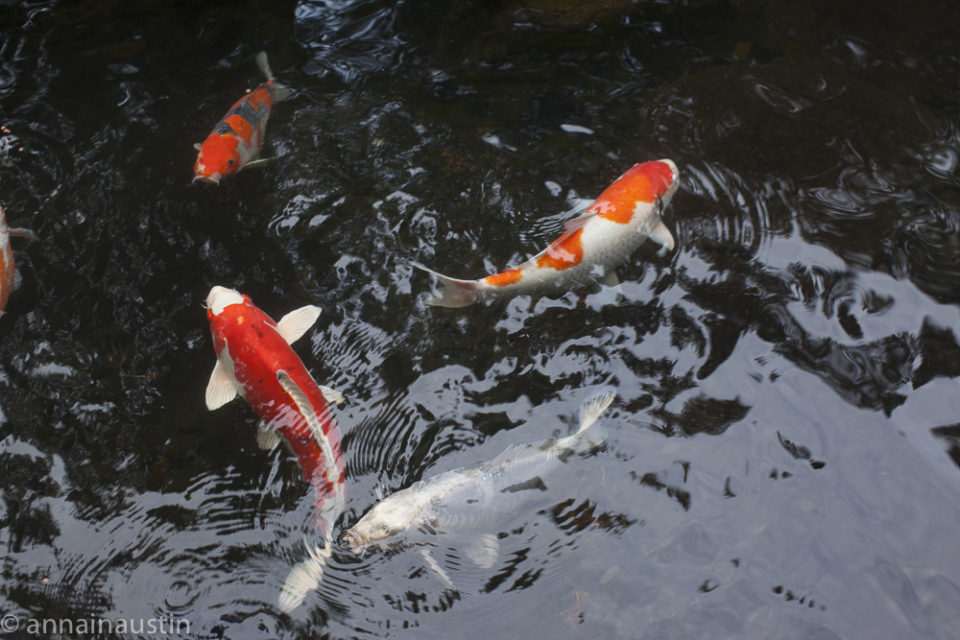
(1, 0, 960, 638)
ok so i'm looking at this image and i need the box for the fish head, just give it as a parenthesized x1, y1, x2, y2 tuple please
(340, 491, 422, 553)
(621, 158, 680, 207)
(655, 158, 680, 203)
(193, 134, 241, 184)
(587, 159, 681, 225)
(205, 285, 249, 351)
(206, 285, 246, 316)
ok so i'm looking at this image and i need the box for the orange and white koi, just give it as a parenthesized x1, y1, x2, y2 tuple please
(204, 286, 345, 610)
(0, 203, 34, 314)
(193, 52, 291, 185)
(412, 159, 680, 307)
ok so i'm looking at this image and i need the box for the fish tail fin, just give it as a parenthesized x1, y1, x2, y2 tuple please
(278, 538, 333, 612)
(410, 260, 483, 308)
(576, 390, 615, 436)
(255, 51, 274, 81)
(268, 82, 293, 102)
(553, 390, 615, 453)
(256, 51, 293, 101)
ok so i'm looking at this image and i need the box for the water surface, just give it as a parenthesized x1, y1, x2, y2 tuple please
(2, 1, 960, 638)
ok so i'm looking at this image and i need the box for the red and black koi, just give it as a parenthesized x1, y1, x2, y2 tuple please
(193, 52, 291, 185)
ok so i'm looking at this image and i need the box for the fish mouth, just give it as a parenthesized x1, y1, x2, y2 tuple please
(192, 173, 221, 185)
(339, 529, 366, 554)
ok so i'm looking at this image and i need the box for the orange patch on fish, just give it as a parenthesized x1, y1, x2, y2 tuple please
(537, 228, 584, 271)
(225, 114, 255, 145)
(591, 161, 675, 224)
(247, 86, 274, 111)
(485, 268, 524, 287)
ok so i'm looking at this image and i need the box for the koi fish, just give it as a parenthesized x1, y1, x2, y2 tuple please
(193, 52, 292, 185)
(340, 391, 615, 564)
(0, 203, 35, 314)
(412, 159, 680, 307)
(203, 286, 344, 610)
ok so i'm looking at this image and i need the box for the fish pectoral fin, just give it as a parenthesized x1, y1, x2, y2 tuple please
(463, 534, 500, 569)
(7, 227, 36, 241)
(276, 305, 322, 344)
(242, 158, 273, 169)
(256, 421, 283, 450)
(205, 360, 239, 410)
(193, 142, 202, 151)
(421, 548, 456, 589)
(319, 385, 344, 406)
(602, 269, 621, 288)
(648, 220, 675, 253)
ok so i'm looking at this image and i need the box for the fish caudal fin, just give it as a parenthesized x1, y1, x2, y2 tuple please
(255, 51, 293, 101)
(410, 260, 482, 308)
(576, 391, 615, 436)
(278, 539, 332, 612)
(255, 51, 274, 81)
(551, 390, 615, 453)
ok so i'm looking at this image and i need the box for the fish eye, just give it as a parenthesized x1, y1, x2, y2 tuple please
(381, 525, 390, 534)
(227, 159, 235, 165)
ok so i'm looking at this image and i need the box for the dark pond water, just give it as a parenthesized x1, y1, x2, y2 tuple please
(3, 0, 960, 638)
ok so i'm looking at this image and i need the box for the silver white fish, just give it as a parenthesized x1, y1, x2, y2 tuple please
(341, 391, 615, 555)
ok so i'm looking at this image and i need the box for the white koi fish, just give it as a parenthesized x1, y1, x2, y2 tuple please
(412, 159, 680, 307)
(340, 391, 615, 563)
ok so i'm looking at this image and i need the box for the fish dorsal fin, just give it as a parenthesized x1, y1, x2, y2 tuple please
(277, 370, 320, 432)
(276, 305, 321, 344)
(648, 220, 675, 252)
(276, 370, 337, 468)
(488, 442, 536, 468)
(205, 359, 239, 410)
(562, 210, 597, 233)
